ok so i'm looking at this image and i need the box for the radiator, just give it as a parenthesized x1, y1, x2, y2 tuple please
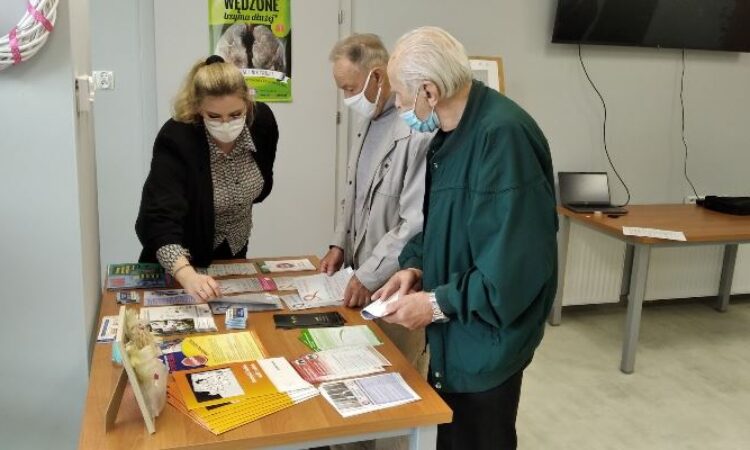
(561, 223, 750, 306)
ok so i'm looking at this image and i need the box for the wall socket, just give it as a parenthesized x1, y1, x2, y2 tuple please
(685, 195, 700, 204)
(92, 71, 115, 90)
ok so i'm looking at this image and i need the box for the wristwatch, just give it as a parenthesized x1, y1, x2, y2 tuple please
(427, 292, 449, 323)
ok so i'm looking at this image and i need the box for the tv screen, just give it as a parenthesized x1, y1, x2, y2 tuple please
(552, 0, 750, 52)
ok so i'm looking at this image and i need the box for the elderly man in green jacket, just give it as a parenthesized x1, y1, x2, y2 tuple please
(375, 27, 558, 450)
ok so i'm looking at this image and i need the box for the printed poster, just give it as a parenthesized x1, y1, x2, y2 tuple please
(208, 0, 292, 102)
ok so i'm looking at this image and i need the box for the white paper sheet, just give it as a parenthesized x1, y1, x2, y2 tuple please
(216, 277, 264, 294)
(198, 262, 257, 276)
(361, 293, 399, 320)
(622, 226, 687, 241)
(292, 267, 354, 308)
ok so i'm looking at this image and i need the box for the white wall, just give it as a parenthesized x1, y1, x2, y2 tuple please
(152, 0, 340, 258)
(91, 0, 157, 269)
(352, 0, 750, 305)
(0, 0, 99, 449)
(350, 0, 750, 203)
(94, 0, 341, 267)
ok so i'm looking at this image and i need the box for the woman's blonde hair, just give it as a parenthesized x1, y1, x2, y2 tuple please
(172, 56, 253, 124)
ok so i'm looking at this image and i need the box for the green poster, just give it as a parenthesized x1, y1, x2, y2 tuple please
(208, 0, 292, 102)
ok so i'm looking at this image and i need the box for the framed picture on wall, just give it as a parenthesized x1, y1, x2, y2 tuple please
(469, 56, 505, 94)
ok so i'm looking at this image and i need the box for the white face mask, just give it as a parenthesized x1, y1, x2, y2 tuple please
(343, 69, 381, 119)
(204, 116, 245, 143)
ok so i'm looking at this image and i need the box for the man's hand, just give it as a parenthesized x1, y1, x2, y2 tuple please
(343, 275, 372, 308)
(175, 267, 221, 301)
(372, 268, 422, 301)
(319, 246, 344, 275)
(382, 291, 433, 330)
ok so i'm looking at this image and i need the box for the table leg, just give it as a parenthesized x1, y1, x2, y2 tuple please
(620, 244, 635, 303)
(716, 244, 739, 312)
(621, 244, 651, 374)
(549, 214, 570, 325)
(408, 425, 438, 450)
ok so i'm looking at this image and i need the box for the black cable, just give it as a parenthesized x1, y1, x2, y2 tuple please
(578, 43, 631, 207)
(680, 49, 700, 198)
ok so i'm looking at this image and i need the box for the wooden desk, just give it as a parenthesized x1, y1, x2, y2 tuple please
(79, 256, 451, 449)
(549, 205, 750, 373)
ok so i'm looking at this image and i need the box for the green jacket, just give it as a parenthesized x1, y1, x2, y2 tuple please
(399, 81, 558, 393)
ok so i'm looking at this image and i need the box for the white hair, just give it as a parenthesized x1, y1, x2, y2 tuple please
(390, 26, 473, 99)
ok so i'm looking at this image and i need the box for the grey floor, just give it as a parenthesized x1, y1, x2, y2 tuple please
(518, 296, 750, 450)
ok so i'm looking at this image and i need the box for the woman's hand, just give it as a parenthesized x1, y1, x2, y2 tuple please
(174, 266, 221, 301)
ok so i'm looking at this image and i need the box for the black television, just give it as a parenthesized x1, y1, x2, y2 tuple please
(552, 0, 750, 52)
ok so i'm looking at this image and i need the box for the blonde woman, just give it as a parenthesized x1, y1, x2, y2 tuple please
(136, 55, 278, 301)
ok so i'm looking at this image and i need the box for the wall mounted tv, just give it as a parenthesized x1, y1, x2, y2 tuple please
(552, 0, 750, 52)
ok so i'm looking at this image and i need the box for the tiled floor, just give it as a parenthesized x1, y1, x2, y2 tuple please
(518, 297, 750, 450)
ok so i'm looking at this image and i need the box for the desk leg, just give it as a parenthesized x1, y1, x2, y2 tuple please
(716, 244, 739, 312)
(621, 244, 651, 374)
(549, 214, 570, 326)
(408, 425, 438, 450)
(620, 244, 635, 303)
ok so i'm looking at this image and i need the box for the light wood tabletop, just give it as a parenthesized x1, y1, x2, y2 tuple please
(558, 204, 750, 245)
(79, 256, 452, 449)
(553, 206, 750, 373)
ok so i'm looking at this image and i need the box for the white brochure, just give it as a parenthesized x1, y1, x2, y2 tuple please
(361, 293, 400, 320)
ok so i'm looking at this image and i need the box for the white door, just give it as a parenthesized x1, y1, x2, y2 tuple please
(153, 0, 341, 257)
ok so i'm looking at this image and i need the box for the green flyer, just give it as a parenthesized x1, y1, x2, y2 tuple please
(208, 0, 292, 102)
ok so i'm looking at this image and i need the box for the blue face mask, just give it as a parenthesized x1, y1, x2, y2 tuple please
(399, 88, 440, 133)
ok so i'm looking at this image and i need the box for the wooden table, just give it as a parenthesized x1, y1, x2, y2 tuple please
(549, 205, 750, 373)
(79, 256, 451, 449)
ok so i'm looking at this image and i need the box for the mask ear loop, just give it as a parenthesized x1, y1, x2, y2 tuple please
(412, 84, 436, 121)
(371, 69, 384, 108)
(360, 69, 374, 97)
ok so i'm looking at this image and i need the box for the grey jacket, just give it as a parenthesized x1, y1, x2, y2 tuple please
(331, 114, 432, 291)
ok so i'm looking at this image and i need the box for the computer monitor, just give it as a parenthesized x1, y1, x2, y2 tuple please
(558, 172, 611, 206)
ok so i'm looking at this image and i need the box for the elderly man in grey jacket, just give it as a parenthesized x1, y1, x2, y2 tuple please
(320, 34, 432, 376)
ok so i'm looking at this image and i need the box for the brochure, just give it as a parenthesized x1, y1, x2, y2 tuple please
(291, 346, 390, 384)
(172, 357, 315, 410)
(361, 293, 400, 320)
(207, 293, 283, 315)
(259, 258, 316, 273)
(180, 331, 268, 366)
(273, 311, 345, 329)
(216, 277, 264, 295)
(292, 267, 354, 309)
(319, 372, 421, 418)
(96, 315, 119, 343)
(159, 340, 208, 372)
(299, 325, 382, 352)
(115, 291, 140, 304)
(258, 276, 296, 291)
(106, 263, 171, 290)
(198, 262, 258, 277)
(144, 289, 200, 306)
(139, 304, 217, 336)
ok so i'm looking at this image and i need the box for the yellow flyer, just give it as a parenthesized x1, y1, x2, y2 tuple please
(181, 331, 268, 366)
